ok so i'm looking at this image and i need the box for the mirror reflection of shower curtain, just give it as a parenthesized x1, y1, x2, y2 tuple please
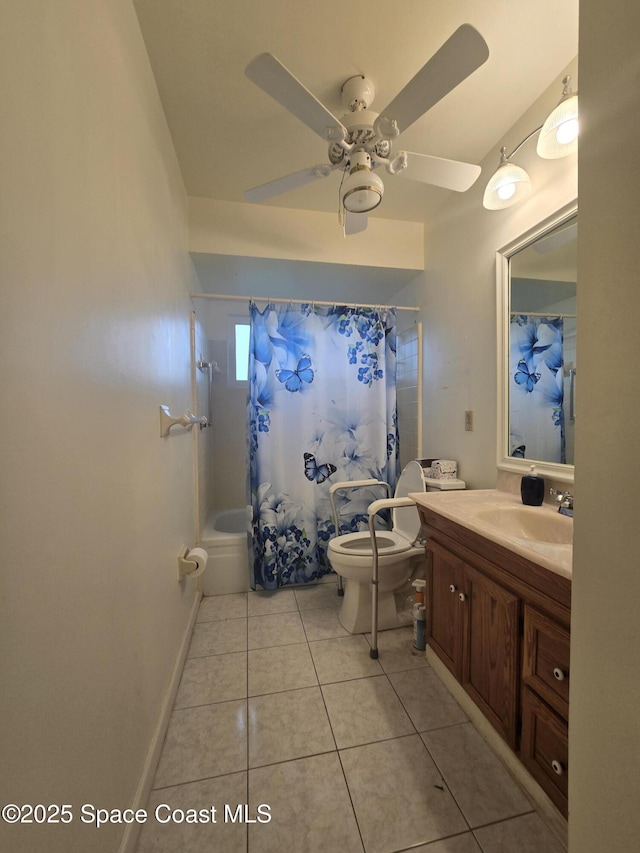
(247, 301, 399, 589)
(509, 315, 565, 464)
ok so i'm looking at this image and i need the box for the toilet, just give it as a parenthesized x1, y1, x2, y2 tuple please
(328, 461, 431, 634)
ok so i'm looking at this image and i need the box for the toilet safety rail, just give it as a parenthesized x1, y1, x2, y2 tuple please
(329, 479, 392, 596)
(368, 497, 417, 660)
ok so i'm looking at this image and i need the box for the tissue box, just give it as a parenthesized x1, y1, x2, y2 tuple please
(431, 459, 458, 479)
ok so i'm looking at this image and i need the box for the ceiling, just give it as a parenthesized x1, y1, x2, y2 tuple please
(133, 0, 578, 229)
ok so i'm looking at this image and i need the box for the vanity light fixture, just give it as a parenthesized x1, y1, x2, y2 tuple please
(483, 76, 578, 211)
(537, 76, 579, 159)
(482, 142, 534, 210)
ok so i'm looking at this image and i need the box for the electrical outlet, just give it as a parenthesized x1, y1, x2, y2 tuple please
(465, 410, 474, 432)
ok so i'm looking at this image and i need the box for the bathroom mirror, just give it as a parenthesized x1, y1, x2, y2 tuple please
(496, 201, 577, 483)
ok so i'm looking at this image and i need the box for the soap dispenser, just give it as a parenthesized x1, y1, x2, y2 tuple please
(521, 465, 545, 506)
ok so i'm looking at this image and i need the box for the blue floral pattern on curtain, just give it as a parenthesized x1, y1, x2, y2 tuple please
(247, 301, 399, 589)
(509, 315, 565, 463)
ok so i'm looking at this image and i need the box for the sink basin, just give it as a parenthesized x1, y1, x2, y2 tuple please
(410, 489, 573, 578)
(474, 505, 573, 546)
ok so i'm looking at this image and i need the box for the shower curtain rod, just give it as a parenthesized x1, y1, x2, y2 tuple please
(510, 310, 576, 319)
(190, 292, 420, 312)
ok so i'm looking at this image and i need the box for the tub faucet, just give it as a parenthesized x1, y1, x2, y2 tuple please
(550, 488, 574, 516)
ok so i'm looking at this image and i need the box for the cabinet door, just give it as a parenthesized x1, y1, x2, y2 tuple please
(461, 563, 520, 747)
(521, 687, 568, 816)
(426, 541, 464, 678)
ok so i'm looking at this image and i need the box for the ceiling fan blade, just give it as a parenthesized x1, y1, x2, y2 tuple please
(397, 152, 481, 192)
(245, 164, 335, 203)
(376, 24, 489, 138)
(344, 211, 368, 235)
(246, 53, 346, 141)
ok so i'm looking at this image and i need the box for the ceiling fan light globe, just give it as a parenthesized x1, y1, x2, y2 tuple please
(343, 186, 383, 213)
(342, 166, 384, 213)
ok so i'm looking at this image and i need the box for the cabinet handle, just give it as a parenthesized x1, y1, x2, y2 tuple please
(551, 759, 564, 776)
(458, 592, 467, 602)
(553, 667, 567, 682)
(449, 584, 456, 593)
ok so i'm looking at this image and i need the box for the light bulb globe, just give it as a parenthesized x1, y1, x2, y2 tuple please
(483, 161, 532, 210)
(537, 94, 579, 159)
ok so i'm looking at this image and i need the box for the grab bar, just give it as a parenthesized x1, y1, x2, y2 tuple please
(197, 361, 221, 428)
(569, 367, 576, 422)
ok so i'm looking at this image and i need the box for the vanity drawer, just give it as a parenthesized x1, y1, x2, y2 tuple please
(522, 605, 570, 718)
(520, 687, 568, 816)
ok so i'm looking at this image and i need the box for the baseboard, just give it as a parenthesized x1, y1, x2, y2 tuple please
(426, 647, 568, 850)
(118, 590, 202, 853)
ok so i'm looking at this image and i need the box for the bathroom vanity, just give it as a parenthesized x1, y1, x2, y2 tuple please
(410, 489, 571, 818)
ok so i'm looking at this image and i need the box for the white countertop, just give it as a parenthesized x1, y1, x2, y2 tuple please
(410, 489, 573, 579)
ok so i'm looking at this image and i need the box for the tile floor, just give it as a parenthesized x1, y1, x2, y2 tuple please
(136, 583, 566, 853)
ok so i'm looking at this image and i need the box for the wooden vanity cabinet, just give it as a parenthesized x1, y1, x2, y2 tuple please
(428, 539, 520, 747)
(418, 504, 571, 817)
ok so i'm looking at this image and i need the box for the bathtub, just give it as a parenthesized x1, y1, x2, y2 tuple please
(200, 508, 250, 596)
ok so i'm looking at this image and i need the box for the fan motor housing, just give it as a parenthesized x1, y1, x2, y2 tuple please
(341, 75, 376, 111)
(328, 107, 390, 165)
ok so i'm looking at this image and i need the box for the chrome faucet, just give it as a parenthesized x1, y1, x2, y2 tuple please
(550, 488, 574, 516)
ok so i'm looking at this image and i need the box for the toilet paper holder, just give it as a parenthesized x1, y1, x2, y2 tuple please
(178, 545, 207, 581)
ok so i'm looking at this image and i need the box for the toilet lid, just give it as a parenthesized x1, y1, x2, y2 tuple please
(392, 460, 426, 541)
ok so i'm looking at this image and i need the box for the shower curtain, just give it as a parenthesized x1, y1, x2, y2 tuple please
(509, 315, 565, 463)
(247, 301, 399, 589)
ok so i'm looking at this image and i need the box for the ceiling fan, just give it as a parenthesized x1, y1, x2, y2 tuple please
(244, 24, 489, 234)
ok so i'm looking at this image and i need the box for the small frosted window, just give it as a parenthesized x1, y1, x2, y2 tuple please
(235, 324, 250, 382)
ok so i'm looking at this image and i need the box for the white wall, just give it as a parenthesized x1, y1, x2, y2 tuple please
(189, 197, 424, 271)
(569, 1, 640, 848)
(393, 60, 578, 488)
(0, 3, 198, 851)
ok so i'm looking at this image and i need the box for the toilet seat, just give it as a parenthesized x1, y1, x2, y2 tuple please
(328, 529, 412, 558)
(328, 461, 428, 567)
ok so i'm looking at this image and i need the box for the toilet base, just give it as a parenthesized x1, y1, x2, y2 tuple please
(337, 579, 413, 634)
